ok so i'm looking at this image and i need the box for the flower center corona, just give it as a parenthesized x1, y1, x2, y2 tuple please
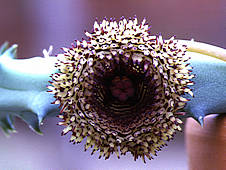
(110, 76, 134, 102)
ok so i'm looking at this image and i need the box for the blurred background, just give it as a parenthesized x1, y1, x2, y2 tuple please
(0, 0, 225, 169)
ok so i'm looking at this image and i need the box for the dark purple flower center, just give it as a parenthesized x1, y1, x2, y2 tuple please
(110, 76, 135, 102)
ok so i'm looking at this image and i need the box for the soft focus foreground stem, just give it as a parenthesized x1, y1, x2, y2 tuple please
(178, 40, 226, 61)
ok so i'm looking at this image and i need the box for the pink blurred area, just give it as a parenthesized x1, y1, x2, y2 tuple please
(0, 0, 225, 169)
(0, 0, 225, 58)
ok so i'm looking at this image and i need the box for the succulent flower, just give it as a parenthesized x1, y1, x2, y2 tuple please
(48, 17, 195, 162)
(0, 16, 225, 164)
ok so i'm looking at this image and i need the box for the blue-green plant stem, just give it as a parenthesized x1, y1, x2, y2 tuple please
(0, 40, 225, 134)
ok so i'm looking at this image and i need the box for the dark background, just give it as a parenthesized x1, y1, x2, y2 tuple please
(0, 0, 225, 169)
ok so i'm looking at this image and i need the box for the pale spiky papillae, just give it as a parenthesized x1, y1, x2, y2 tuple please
(48, 17, 194, 162)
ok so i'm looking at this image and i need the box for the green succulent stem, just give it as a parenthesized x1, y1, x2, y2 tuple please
(178, 40, 226, 126)
(179, 40, 226, 61)
(0, 40, 225, 134)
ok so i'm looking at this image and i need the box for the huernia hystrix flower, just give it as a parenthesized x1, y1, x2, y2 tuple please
(48, 17, 194, 162)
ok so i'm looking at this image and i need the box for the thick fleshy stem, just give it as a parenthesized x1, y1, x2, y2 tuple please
(179, 40, 226, 126)
(178, 40, 226, 61)
(0, 39, 225, 135)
